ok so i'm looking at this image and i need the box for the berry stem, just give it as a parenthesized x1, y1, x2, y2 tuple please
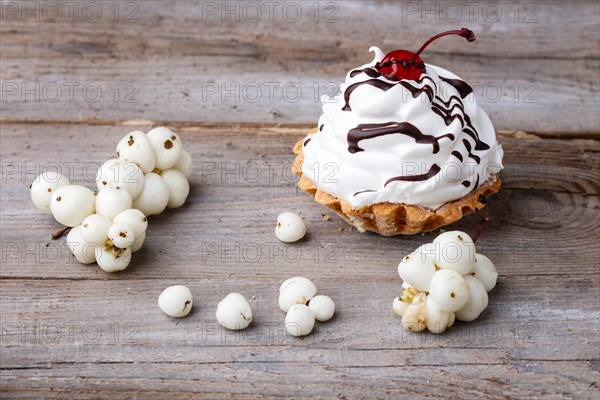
(472, 216, 492, 243)
(409, 28, 476, 64)
(50, 226, 71, 239)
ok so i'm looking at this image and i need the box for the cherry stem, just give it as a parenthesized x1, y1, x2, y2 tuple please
(472, 216, 492, 243)
(409, 28, 476, 64)
(50, 226, 71, 240)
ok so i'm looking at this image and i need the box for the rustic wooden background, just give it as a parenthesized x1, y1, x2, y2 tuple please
(1, 1, 599, 398)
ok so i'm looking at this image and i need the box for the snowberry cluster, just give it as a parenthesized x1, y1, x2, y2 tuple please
(30, 127, 192, 272)
(279, 277, 335, 337)
(393, 231, 498, 334)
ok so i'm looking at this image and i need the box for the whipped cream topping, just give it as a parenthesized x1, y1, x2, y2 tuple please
(301, 46, 504, 210)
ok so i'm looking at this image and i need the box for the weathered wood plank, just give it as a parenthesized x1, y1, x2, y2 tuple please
(1, 124, 598, 281)
(1, 1, 599, 134)
(1, 276, 598, 398)
(1, 275, 598, 360)
(1, 361, 598, 399)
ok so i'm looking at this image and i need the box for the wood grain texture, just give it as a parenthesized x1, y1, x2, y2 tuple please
(1, 1, 599, 134)
(1, 0, 599, 398)
(1, 123, 599, 398)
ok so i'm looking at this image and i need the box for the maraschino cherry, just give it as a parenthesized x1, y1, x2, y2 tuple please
(376, 28, 476, 81)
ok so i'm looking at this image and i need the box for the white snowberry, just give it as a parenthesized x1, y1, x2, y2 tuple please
(216, 293, 253, 330)
(112, 209, 148, 239)
(455, 275, 489, 322)
(81, 214, 112, 246)
(432, 231, 476, 275)
(129, 231, 146, 253)
(95, 187, 132, 220)
(161, 169, 190, 209)
(95, 246, 132, 273)
(132, 172, 170, 216)
(424, 295, 455, 334)
(66, 225, 96, 264)
(285, 304, 315, 337)
(30, 171, 70, 214)
(278, 277, 317, 312)
(107, 223, 135, 249)
(96, 159, 144, 199)
(397, 247, 437, 292)
(174, 150, 193, 177)
(116, 130, 156, 173)
(50, 185, 95, 227)
(146, 127, 183, 170)
(308, 295, 335, 322)
(393, 296, 409, 317)
(471, 254, 498, 292)
(275, 212, 306, 243)
(401, 293, 427, 332)
(429, 269, 470, 312)
(158, 285, 193, 318)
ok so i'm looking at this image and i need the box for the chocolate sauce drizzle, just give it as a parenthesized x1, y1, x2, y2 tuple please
(303, 138, 311, 146)
(339, 68, 493, 192)
(347, 122, 454, 154)
(319, 124, 324, 132)
(462, 139, 481, 164)
(353, 189, 378, 196)
(342, 79, 395, 111)
(451, 151, 463, 162)
(399, 79, 435, 102)
(385, 164, 441, 186)
(440, 76, 473, 98)
(349, 68, 381, 79)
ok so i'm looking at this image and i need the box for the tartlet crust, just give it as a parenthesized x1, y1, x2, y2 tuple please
(292, 129, 501, 236)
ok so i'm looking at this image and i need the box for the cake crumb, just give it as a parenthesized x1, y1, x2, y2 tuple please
(322, 214, 330, 221)
(337, 227, 344, 232)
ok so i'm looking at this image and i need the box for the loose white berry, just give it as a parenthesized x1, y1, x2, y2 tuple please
(158, 285, 193, 318)
(278, 277, 317, 312)
(50, 185, 95, 227)
(107, 223, 135, 249)
(95, 246, 132, 273)
(132, 172, 169, 216)
(116, 131, 156, 173)
(275, 212, 306, 243)
(455, 275, 489, 322)
(429, 269, 470, 312)
(216, 293, 253, 330)
(95, 187, 132, 220)
(66, 225, 96, 264)
(471, 254, 498, 292)
(173, 150, 193, 177)
(30, 171, 70, 214)
(393, 296, 409, 317)
(129, 231, 146, 253)
(112, 209, 148, 238)
(424, 295, 455, 334)
(401, 293, 427, 332)
(285, 304, 315, 337)
(96, 159, 145, 200)
(279, 276, 316, 293)
(308, 295, 335, 322)
(147, 127, 183, 170)
(432, 231, 476, 275)
(397, 247, 437, 292)
(81, 214, 112, 246)
(173, 150, 192, 178)
(161, 169, 190, 209)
